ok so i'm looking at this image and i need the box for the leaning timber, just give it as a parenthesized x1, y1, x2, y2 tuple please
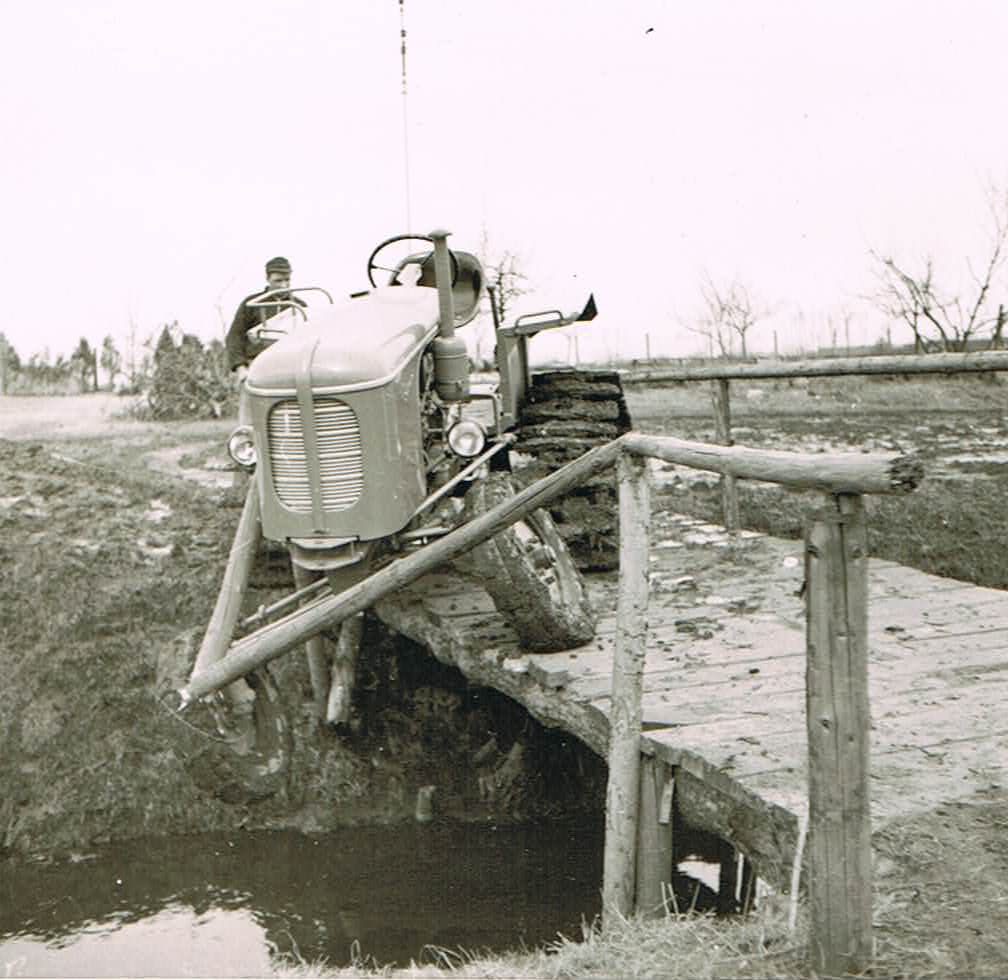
(178, 438, 626, 704)
(191, 480, 261, 680)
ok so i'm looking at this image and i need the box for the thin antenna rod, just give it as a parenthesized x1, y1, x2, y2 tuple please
(399, 0, 412, 233)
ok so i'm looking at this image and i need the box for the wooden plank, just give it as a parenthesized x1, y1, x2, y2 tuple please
(646, 687, 1008, 797)
(717, 838, 739, 915)
(571, 617, 1007, 713)
(565, 617, 1005, 704)
(588, 636, 1008, 742)
(740, 733, 1008, 828)
(646, 662, 1008, 752)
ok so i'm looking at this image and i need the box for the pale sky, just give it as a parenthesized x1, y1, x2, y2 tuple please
(3, 1, 1008, 365)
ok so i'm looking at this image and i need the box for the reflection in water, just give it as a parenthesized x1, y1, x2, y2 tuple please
(0, 817, 604, 976)
(0, 906, 273, 978)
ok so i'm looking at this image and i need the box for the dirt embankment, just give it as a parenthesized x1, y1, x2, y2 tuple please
(0, 418, 602, 861)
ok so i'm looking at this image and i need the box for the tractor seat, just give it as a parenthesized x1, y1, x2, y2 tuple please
(392, 249, 484, 328)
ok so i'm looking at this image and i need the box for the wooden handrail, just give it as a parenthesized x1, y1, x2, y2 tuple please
(621, 348, 1008, 384)
(622, 433, 923, 494)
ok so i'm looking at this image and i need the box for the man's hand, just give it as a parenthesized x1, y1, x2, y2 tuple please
(234, 365, 249, 384)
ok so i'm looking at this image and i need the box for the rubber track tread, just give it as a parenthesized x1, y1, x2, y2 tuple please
(514, 369, 632, 570)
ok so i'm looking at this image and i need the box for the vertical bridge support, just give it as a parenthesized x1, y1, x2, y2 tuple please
(602, 451, 651, 926)
(635, 757, 675, 917)
(710, 379, 740, 530)
(805, 493, 872, 974)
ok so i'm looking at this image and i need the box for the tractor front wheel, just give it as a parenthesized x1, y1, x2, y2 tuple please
(455, 473, 596, 652)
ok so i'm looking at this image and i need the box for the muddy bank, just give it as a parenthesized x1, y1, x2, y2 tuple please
(0, 439, 604, 862)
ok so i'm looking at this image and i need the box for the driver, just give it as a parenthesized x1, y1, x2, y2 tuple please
(226, 256, 307, 421)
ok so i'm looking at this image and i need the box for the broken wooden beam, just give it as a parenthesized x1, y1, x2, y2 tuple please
(622, 433, 922, 494)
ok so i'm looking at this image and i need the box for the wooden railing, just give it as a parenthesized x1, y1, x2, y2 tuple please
(621, 348, 1008, 529)
(613, 437, 922, 977)
(180, 432, 924, 977)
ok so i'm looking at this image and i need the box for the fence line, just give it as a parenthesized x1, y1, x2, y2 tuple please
(620, 348, 1008, 384)
(621, 350, 1007, 528)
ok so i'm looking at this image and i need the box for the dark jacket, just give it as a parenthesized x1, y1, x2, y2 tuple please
(226, 289, 307, 372)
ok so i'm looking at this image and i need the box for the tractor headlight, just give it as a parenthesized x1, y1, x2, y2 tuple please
(447, 419, 486, 458)
(227, 426, 257, 469)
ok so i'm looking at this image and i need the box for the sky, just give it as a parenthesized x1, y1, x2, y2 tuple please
(3, 1, 1008, 367)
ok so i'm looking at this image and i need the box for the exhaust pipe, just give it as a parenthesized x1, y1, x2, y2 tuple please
(429, 228, 468, 401)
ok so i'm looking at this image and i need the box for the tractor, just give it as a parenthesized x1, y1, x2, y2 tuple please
(186, 230, 630, 743)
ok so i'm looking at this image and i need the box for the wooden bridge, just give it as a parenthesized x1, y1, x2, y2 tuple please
(371, 513, 1008, 887)
(181, 423, 1006, 976)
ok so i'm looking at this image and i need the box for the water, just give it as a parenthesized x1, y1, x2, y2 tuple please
(0, 818, 604, 977)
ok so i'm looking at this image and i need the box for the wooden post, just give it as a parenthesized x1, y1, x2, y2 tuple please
(602, 450, 651, 926)
(634, 757, 674, 917)
(291, 562, 332, 722)
(710, 379, 740, 529)
(739, 857, 755, 915)
(805, 493, 872, 975)
(716, 839, 738, 915)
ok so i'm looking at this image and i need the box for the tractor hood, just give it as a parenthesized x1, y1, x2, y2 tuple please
(246, 286, 441, 394)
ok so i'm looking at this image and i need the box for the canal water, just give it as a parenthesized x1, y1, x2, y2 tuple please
(0, 817, 605, 977)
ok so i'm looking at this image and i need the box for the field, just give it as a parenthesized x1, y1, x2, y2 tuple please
(629, 372, 1008, 589)
(2, 372, 1008, 978)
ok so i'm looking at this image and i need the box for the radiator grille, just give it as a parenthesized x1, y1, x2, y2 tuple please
(267, 399, 363, 513)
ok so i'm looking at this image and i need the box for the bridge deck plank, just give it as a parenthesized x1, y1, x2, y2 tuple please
(371, 518, 1007, 890)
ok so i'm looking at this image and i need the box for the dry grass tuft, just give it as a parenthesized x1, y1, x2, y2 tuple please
(272, 902, 810, 980)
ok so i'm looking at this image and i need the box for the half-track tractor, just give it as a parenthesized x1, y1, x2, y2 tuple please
(195, 230, 626, 733)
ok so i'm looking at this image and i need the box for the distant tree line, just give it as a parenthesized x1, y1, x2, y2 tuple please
(0, 324, 237, 419)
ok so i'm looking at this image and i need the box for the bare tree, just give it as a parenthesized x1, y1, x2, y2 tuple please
(685, 274, 768, 358)
(474, 228, 530, 367)
(871, 185, 1008, 352)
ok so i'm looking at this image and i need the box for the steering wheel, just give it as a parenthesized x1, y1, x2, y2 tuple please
(366, 234, 460, 289)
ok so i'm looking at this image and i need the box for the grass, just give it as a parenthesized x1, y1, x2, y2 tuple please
(272, 902, 809, 980)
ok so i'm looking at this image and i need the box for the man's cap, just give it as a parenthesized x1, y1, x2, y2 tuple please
(265, 256, 292, 275)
